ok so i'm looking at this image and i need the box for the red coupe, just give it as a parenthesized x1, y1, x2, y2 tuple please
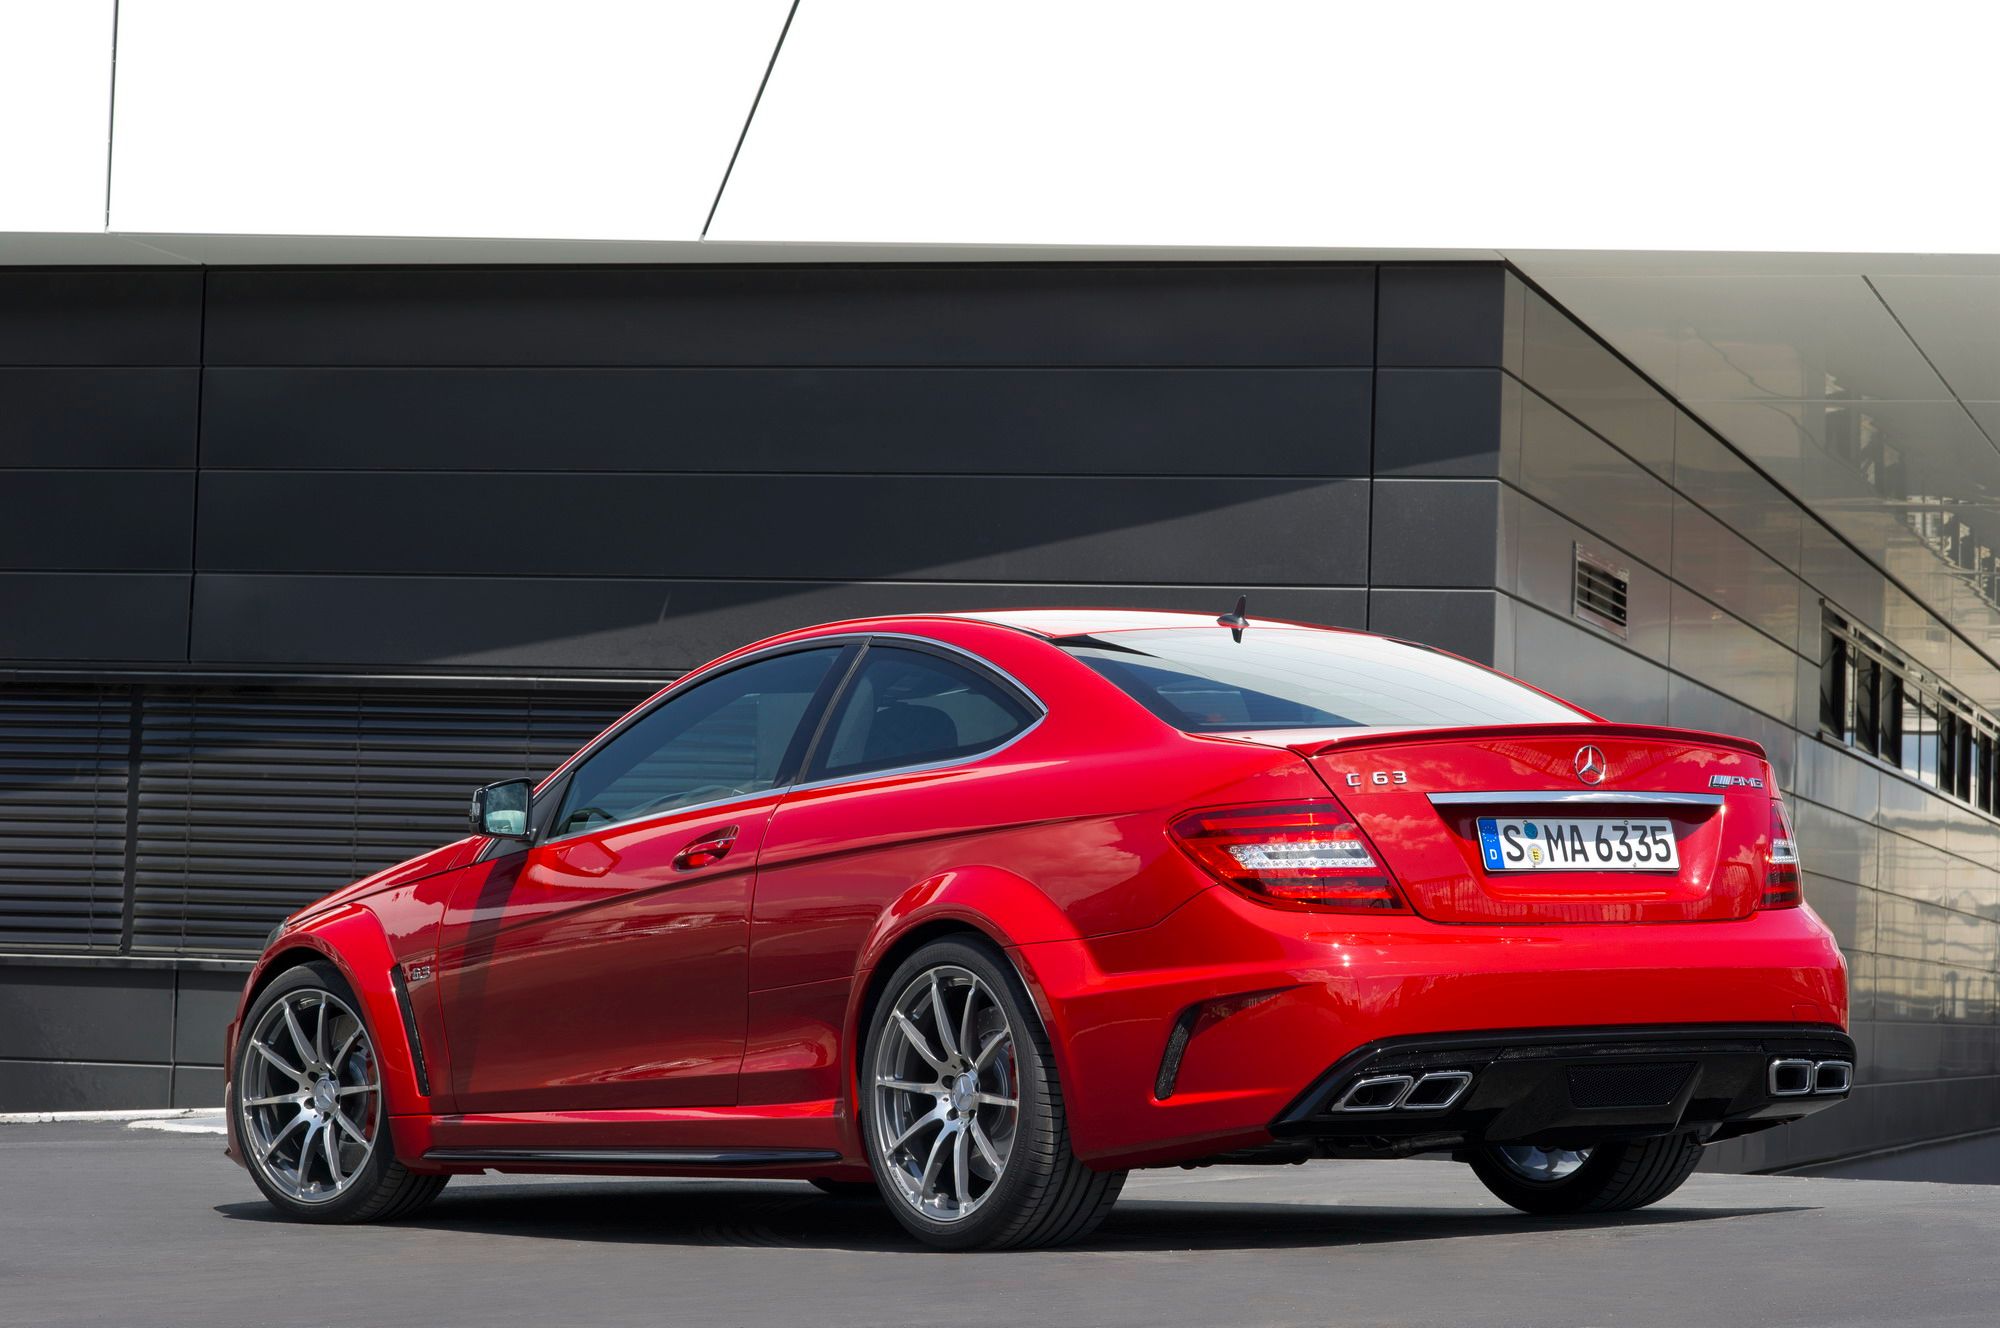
(225, 609, 1850, 1248)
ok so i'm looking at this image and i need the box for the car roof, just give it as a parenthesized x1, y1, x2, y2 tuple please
(936, 608, 1325, 638)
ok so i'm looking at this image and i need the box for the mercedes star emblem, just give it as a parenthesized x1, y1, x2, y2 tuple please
(1574, 745, 1607, 785)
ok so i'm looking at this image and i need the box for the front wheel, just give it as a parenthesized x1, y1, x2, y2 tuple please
(232, 961, 447, 1223)
(1468, 1133, 1704, 1215)
(860, 937, 1124, 1249)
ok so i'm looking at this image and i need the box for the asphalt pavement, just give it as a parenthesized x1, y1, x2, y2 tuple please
(3, 1120, 1996, 1328)
(1790, 1129, 2000, 1185)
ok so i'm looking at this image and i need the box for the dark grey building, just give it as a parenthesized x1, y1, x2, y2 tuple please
(2, 261, 1986, 1174)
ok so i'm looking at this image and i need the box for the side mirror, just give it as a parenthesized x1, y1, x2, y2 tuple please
(469, 778, 533, 840)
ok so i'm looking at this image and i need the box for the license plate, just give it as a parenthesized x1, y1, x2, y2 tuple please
(1475, 817, 1680, 872)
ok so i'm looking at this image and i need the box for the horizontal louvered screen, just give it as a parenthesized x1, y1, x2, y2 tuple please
(1572, 546, 1632, 639)
(0, 678, 651, 958)
(0, 687, 132, 950)
(130, 685, 647, 954)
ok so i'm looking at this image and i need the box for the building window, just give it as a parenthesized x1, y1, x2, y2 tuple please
(1883, 672, 1904, 763)
(1822, 604, 1999, 819)
(1954, 710, 1976, 802)
(1819, 628, 1848, 738)
(1855, 656, 1881, 757)
(1964, 730, 1973, 804)
(1976, 732, 1992, 816)
(1912, 693, 1937, 787)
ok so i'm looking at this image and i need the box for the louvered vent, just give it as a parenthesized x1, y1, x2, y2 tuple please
(0, 687, 132, 950)
(128, 684, 645, 955)
(1573, 546, 1631, 638)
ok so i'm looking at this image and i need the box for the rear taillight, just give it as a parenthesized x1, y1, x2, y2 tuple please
(1762, 798, 1801, 909)
(1170, 800, 1408, 913)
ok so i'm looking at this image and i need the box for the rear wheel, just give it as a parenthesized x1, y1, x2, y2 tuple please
(1468, 1133, 1704, 1215)
(232, 962, 447, 1223)
(861, 937, 1124, 1249)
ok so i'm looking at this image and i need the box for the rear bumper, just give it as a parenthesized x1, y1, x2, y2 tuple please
(1272, 1024, 1855, 1150)
(1015, 883, 1848, 1168)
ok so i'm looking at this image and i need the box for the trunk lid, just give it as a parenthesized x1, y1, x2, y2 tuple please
(1252, 722, 1775, 924)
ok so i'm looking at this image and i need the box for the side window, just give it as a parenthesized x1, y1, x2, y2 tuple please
(553, 648, 841, 837)
(809, 645, 1036, 781)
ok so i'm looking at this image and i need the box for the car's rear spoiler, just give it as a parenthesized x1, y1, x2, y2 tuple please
(1272, 721, 1770, 761)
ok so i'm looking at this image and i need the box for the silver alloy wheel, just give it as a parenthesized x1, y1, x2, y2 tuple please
(1493, 1144, 1592, 1184)
(869, 964, 1020, 1223)
(239, 988, 382, 1204)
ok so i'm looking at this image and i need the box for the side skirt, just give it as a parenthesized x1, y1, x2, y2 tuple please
(397, 1098, 857, 1174)
(424, 1147, 840, 1167)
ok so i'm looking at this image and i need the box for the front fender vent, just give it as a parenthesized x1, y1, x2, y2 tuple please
(389, 963, 433, 1097)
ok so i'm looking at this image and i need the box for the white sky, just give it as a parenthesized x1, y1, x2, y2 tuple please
(5, 0, 1997, 252)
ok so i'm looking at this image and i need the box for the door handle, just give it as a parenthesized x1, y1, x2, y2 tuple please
(549, 838, 619, 878)
(673, 825, 740, 871)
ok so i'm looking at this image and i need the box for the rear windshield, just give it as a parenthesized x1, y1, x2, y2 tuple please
(1058, 629, 1584, 732)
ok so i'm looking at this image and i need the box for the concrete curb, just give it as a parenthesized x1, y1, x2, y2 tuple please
(128, 1112, 227, 1135)
(0, 1108, 215, 1124)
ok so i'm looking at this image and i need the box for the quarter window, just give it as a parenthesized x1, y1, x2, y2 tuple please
(808, 646, 1036, 781)
(552, 647, 842, 837)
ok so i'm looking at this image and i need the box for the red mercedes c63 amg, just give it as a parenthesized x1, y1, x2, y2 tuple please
(225, 609, 1850, 1248)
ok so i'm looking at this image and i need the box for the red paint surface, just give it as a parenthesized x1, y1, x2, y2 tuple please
(227, 611, 1847, 1179)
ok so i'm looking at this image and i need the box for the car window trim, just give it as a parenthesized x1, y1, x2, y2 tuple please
(785, 641, 871, 789)
(533, 638, 863, 849)
(536, 782, 797, 850)
(772, 642, 868, 787)
(494, 632, 1047, 853)
(516, 632, 1048, 852)
(791, 634, 1048, 791)
(781, 712, 1047, 800)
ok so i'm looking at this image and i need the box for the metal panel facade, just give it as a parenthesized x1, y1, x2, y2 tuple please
(0, 260, 1389, 1110)
(5, 260, 1987, 1174)
(1486, 276, 2000, 1170)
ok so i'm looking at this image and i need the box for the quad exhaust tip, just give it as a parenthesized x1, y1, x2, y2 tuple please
(1769, 1057, 1852, 1097)
(1330, 1070, 1473, 1113)
(1332, 1056, 1848, 1114)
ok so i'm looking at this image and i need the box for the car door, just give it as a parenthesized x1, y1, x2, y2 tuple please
(741, 642, 1042, 1106)
(434, 644, 851, 1114)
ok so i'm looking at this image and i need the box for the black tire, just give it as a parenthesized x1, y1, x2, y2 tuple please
(860, 936, 1125, 1250)
(1469, 1133, 1704, 1215)
(808, 1177, 882, 1199)
(231, 961, 448, 1224)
